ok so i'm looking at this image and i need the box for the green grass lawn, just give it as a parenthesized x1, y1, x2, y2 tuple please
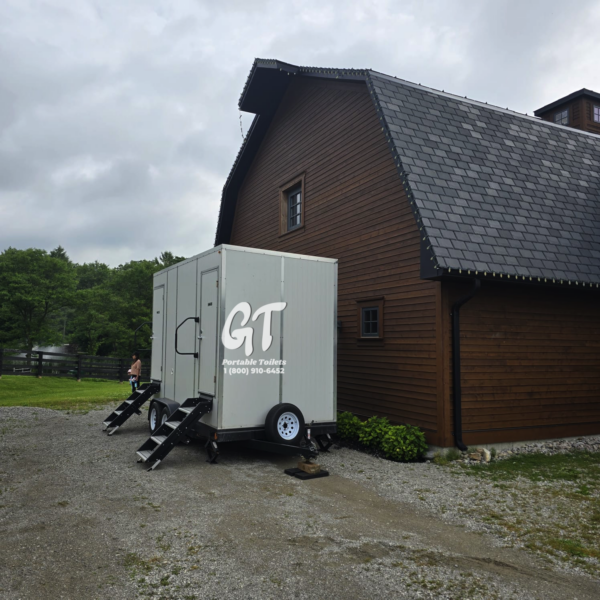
(467, 451, 600, 488)
(0, 375, 131, 411)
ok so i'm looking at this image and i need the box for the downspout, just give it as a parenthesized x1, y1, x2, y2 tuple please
(451, 279, 481, 451)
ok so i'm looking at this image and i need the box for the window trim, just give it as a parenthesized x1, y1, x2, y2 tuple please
(594, 105, 600, 123)
(356, 297, 384, 340)
(279, 174, 305, 236)
(554, 108, 569, 125)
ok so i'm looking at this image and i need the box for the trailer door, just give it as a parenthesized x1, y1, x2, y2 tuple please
(198, 269, 219, 396)
(151, 286, 165, 380)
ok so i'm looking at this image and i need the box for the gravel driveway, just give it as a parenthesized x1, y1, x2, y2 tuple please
(1, 405, 599, 600)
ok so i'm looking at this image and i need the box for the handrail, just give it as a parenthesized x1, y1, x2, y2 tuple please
(175, 317, 199, 359)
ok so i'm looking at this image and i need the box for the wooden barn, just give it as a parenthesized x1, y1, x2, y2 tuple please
(214, 59, 600, 449)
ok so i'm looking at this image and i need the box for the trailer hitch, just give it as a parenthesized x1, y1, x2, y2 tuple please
(244, 439, 318, 460)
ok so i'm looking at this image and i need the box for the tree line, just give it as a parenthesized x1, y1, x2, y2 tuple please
(0, 246, 185, 357)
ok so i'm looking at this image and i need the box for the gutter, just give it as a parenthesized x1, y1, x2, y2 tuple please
(451, 279, 481, 451)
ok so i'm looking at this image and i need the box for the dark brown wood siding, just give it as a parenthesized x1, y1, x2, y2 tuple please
(443, 281, 600, 445)
(229, 77, 441, 443)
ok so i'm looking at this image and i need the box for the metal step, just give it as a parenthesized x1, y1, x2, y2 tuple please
(135, 397, 213, 470)
(101, 382, 160, 433)
(136, 450, 153, 462)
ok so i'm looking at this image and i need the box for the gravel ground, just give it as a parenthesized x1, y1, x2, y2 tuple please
(325, 445, 600, 575)
(1, 405, 599, 600)
(495, 437, 600, 459)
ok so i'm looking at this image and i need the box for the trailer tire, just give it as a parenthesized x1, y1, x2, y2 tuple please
(149, 402, 161, 433)
(160, 406, 169, 426)
(265, 403, 305, 445)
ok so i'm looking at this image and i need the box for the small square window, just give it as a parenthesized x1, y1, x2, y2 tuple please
(361, 307, 379, 337)
(554, 109, 569, 125)
(356, 298, 384, 339)
(594, 105, 600, 123)
(279, 175, 305, 235)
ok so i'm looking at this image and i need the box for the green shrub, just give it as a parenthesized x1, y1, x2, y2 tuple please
(357, 416, 390, 448)
(337, 411, 363, 440)
(380, 425, 428, 462)
(336, 411, 428, 462)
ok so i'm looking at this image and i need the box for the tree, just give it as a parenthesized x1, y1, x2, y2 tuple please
(154, 251, 185, 269)
(69, 286, 116, 355)
(75, 261, 111, 290)
(0, 248, 77, 354)
(104, 260, 158, 356)
(48, 247, 75, 342)
(49, 245, 71, 264)
(0, 248, 187, 358)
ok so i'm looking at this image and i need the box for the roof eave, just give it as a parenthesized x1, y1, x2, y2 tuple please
(238, 59, 299, 114)
(424, 268, 600, 291)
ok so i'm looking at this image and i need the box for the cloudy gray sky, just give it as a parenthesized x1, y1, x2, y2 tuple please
(2, 0, 599, 266)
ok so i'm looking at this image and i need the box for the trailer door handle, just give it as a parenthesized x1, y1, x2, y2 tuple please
(175, 316, 200, 358)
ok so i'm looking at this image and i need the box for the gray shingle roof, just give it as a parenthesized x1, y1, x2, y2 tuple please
(369, 72, 600, 285)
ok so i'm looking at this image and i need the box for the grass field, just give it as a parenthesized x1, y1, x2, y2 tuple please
(0, 375, 131, 411)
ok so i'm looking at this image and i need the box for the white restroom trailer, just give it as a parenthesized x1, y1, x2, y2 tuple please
(146, 245, 337, 461)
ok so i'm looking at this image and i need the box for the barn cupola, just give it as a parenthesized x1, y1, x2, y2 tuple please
(534, 88, 600, 135)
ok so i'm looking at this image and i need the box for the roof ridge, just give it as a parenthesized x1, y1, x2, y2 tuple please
(250, 59, 600, 141)
(369, 71, 600, 142)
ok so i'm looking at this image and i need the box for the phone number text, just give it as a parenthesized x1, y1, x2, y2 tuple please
(224, 367, 285, 376)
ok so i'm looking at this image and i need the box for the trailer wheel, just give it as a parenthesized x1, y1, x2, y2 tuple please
(149, 402, 160, 433)
(160, 407, 169, 426)
(265, 403, 305, 445)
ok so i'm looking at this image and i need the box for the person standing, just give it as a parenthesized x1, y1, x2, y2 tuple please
(129, 352, 142, 393)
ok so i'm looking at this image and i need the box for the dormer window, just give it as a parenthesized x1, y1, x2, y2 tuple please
(554, 109, 569, 125)
(534, 90, 600, 134)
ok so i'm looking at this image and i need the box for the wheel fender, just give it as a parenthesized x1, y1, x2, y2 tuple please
(147, 398, 180, 421)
